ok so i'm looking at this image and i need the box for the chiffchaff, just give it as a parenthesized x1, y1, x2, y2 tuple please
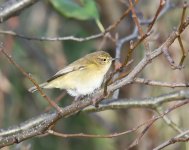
(29, 51, 114, 97)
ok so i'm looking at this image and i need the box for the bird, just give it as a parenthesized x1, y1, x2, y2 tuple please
(29, 51, 114, 97)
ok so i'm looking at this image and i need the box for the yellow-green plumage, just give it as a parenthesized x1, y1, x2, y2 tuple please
(29, 51, 113, 97)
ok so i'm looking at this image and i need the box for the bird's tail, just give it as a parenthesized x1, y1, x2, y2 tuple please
(28, 82, 48, 93)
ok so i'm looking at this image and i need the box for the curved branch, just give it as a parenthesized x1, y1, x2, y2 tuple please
(0, 90, 189, 148)
(153, 130, 189, 150)
(0, 15, 188, 148)
(0, 0, 39, 23)
(84, 90, 189, 112)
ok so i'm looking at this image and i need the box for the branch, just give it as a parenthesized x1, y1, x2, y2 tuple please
(110, 0, 167, 98)
(153, 130, 189, 150)
(128, 99, 189, 149)
(128, 0, 151, 52)
(162, 2, 188, 69)
(134, 77, 189, 88)
(0, 12, 188, 148)
(0, 30, 104, 42)
(155, 107, 188, 138)
(0, 46, 62, 113)
(48, 96, 189, 141)
(84, 90, 189, 112)
(112, 16, 189, 91)
(117, 0, 172, 53)
(0, 0, 39, 23)
(0, 2, 132, 41)
(0, 90, 189, 148)
(47, 129, 134, 139)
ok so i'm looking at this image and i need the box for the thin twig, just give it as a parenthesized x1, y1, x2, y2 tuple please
(105, 1, 138, 33)
(134, 77, 189, 88)
(48, 96, 188, 140)
(0, 44, 62, 114)
(0, 30, 104, 42)
(127, 100, 189, 149)
(156, 107, 188, 137)
(129, 0, 150, 52)
(178, 1, 187, 33)
(123, 31, 150, 66)
(162, 2, 188, 69)
(162, 47, 181, 69)
(0, 12, 188, 148)
(153, 130, 189, 150)
(178, 1, 188, 66)
(124, 0, 166, 70)
(45, 91, 66, 112)
(48, 128, 135, 139)
(115, 0, 171, 65)
(147, 0, 166, 32)
(0, 3, 134, 42)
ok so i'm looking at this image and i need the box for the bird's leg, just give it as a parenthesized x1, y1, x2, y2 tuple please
(92, 93, 107, 108)
(92, 97, 99, 108)
(72, 95, 99, 108)
(75, 96, 82, 101)
(72, 96, 82, 104)
(71, 96, 83, 116)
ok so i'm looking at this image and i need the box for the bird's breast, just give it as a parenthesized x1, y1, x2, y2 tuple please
(48, 62, 111, 97)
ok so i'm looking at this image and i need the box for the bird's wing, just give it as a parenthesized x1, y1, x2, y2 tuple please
(47, 64, 86, 82)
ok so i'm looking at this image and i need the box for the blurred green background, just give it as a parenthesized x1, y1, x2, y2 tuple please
(0, 0, 189, 150)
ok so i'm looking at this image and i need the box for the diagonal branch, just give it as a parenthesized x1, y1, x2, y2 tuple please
(153, 130, 189, 150)
(0, 14, 188, 148)
(0, 90, 189, 148)
(127, 99, 189, 149)
(0, 46, 63, 113)
(0, 0, 39, 23)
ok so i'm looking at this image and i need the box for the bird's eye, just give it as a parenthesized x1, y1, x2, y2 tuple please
(103, 58, 106, 61)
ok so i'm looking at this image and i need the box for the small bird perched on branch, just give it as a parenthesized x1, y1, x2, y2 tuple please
(29, 51, 114, 97)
